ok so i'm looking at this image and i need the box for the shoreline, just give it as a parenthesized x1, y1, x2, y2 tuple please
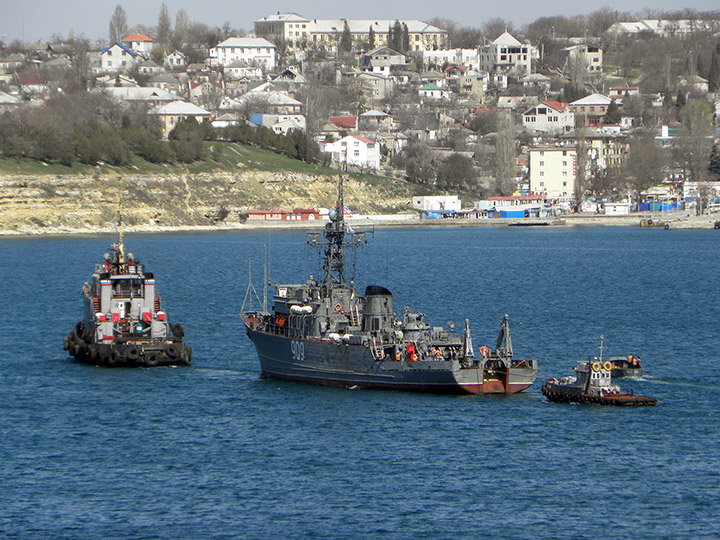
(2, 211, 717, 238)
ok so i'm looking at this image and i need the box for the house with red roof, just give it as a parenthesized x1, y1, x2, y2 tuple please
(122, 34, 153, 57)
(324, 134, 380, 171)
(522, 101, 574, 133)
(328, 116, 357, 131)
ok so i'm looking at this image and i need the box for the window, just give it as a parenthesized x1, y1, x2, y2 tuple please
(354, 150, 360, 157)
(539, 171, 544, 176)
(562, 161, 567, 166)
(562, 172, 567, 177)
(563, 181, 567, 186)
(562, 151, 567, 156)
(539, 161, 544, 166)
(539, 150, 544, 156)
(540, 181, 544, 187)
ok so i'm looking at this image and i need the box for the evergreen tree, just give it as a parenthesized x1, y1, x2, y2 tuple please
(675, 89, 687, 113)
(390, 20, 402, 51)
(710, 144, 720, 177)
(401, 23, 409, 52)
(339, 20, 352, 54)
(603, 99, 621, 124)
(368, 25, 375, 49)
(709, 42, 720, 92)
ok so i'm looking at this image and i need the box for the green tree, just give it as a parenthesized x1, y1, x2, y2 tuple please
(603, 99, 621, 124)
(368, 25, 375, 49)
(709, 144, 720, 178)
(709, 42, 720, 92)
(401, 23, 409, 53)
(389, 20, 402, 51)
(339, 21, 352, 54)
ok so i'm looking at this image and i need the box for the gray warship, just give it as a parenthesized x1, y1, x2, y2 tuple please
(64, 231, 191, 367)
(241, 178, 537, 394)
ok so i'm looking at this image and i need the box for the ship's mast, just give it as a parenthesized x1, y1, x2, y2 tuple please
(308, 177, 365, 293)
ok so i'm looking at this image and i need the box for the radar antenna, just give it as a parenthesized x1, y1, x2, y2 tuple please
(307, 177, 366, 292)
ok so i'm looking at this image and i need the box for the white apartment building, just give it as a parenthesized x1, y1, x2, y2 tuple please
(209, 38, 276, 71)
(529, 147, 577, 199)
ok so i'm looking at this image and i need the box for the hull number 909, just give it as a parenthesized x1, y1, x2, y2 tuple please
(291, 340, 305, 362)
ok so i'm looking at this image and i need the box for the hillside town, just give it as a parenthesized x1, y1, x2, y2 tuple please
(1, 6, 720, 219)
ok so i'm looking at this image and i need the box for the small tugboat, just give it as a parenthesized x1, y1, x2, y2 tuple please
(241, 177, 537, 394)
(607, 354, 644, 378)
(64, 229, 191, 367)
(541, 337, 656, 406)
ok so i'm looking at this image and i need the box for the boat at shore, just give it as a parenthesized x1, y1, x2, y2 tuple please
(64, 230, 191, 367)
(241, 177, 538, 394)
(541, 338, 656, 406)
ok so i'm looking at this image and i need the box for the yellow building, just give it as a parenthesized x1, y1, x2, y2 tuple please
(255, 13, 448, 52)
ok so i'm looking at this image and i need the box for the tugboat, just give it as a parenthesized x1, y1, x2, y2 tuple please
(607, 354, 644, 378)
(64, 229, 191, 367)
(541, 337, 656, 406)
(241, 177, 538, 394)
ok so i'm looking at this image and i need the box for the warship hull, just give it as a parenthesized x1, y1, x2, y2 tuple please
(245, 324, 536, 394)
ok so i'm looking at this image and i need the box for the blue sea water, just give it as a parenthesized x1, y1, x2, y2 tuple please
(1, 225, 719, 539)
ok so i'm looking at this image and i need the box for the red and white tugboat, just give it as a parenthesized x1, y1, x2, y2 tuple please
(64, 230, 191, 367)
(542, 337, 656, 406)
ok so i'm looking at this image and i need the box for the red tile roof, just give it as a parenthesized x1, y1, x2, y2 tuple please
(351, 134, 375, 144)
(123, 34, 153, 42)
(542, 100, 568, 111)
(329, 116, 357, 128)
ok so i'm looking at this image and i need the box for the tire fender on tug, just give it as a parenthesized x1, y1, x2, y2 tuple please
(145, 353, 160, 367)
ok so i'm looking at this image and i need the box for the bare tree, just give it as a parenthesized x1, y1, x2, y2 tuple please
(173, 9, 189, 48)
(157, 3, 172, 46)
(108, 5, 128, 44)
(626, 137, 665, 204)
(574, 125, 589, 205)
(492, 112, 517, 195)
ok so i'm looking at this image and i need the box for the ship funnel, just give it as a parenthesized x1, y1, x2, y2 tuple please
(362, 285, 393, 333)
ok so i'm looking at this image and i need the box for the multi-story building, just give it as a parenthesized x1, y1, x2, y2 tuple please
(209, 37, 276, 71)
(255, 13, 448, 52)
(478, 31, 531, 78)
(560, 44, 603, 77)
(529, 147, 577, 199)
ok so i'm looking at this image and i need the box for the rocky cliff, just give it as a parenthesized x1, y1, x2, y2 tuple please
(0, 171, 415, 235)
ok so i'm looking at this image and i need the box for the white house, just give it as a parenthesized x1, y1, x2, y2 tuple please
(418, 82, 450, 102)
(478, 31, 531, 78)
(209, 37, 276, 71)
(164, 50, 187, 70)
(324, 134, 380, 171)
(99, 43, 139, 73)
(225, 61, 263, 80)
(423, 48, 480, 71)
(412, 195, 461, 211)
(522, 101, 574, 134)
